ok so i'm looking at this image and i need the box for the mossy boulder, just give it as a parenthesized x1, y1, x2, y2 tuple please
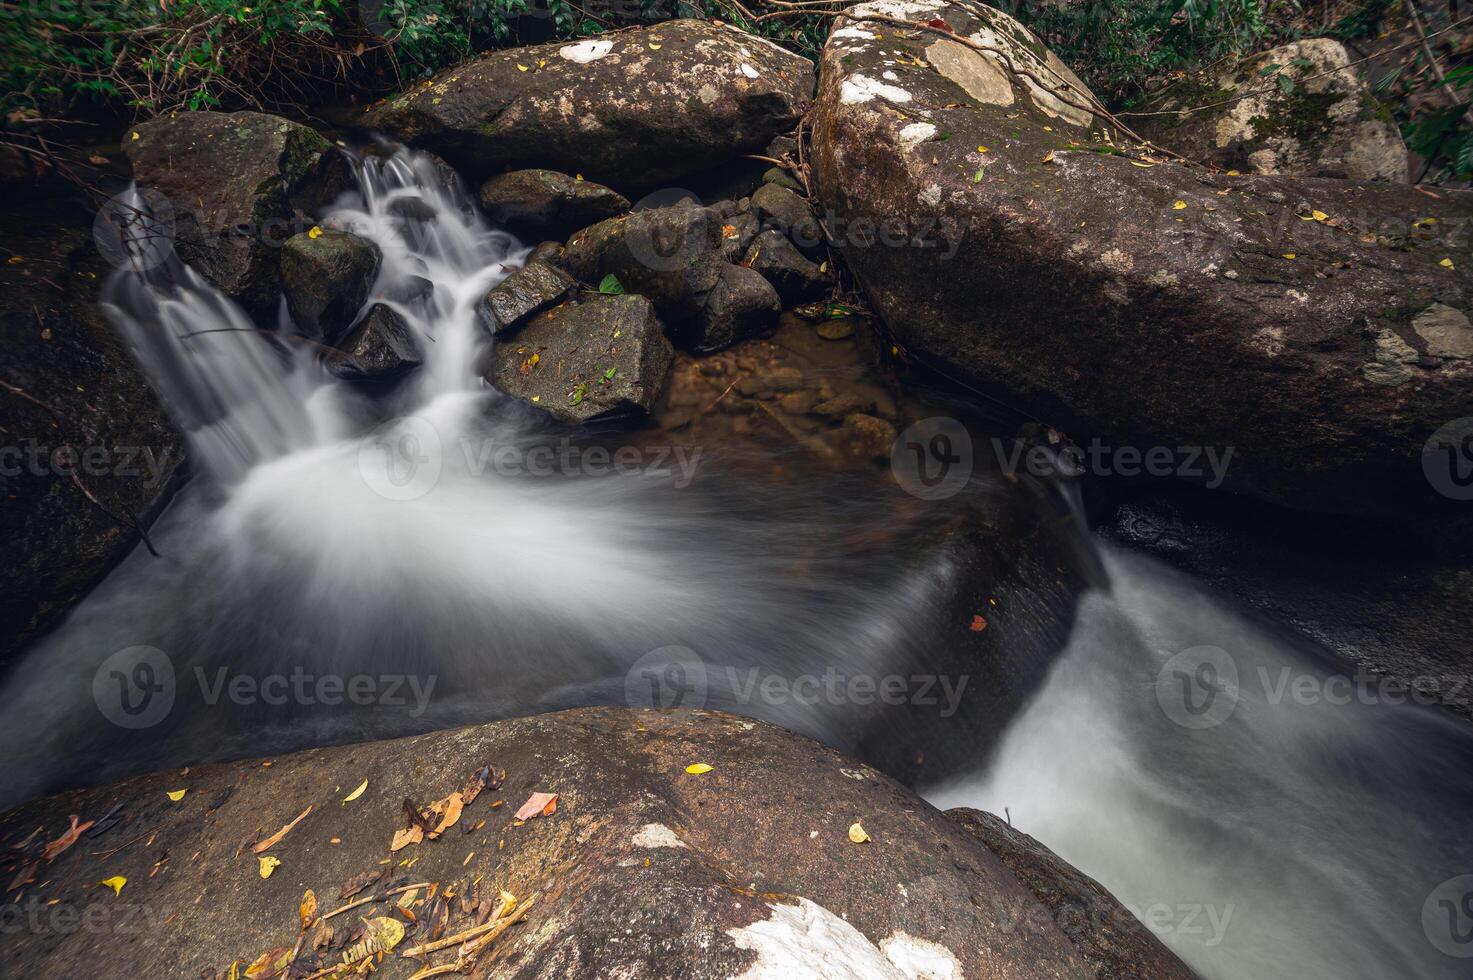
(1136, 38, 1408, 182)
(811, 1, 1473, 522)
(123, 111, 352, 313)
(365, 20, 815, 189)
(478, 169, 631, 237)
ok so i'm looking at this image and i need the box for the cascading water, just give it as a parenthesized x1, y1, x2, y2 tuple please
(0, 147, 1057, 808)
(5, 145, 1470, 980)
(926, 545, 1473, 980)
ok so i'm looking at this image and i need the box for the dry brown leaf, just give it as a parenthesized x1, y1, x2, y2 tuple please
(428, 793, 464, 839)
(43, 814, 95, 861)
(514, 792, 558, 821)
(252, 805, 313, 854)
(391, 826, 425, 852)
(299, 888, 318, 929)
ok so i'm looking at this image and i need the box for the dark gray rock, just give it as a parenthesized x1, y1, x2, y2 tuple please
(479, 169, 630, 237)
(478, 260, 576, 336)
(691, 263, 781, 351)
(323, 304, 421, 381)
(365, 20, 816, 189)
(0, 198, 184, 663)
(761, 165, 803, 192)
(122, 111, 351, 314)
(490, 294, 673, 423)
(751, 182, 824, 255)
(280, 230, 380, 345)
(745, 228, 830, 303)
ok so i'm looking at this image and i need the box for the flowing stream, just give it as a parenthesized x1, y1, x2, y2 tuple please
(2, 147, 1469, 980)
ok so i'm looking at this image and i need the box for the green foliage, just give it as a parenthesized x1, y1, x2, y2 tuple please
(1012, 0, 1276, 106)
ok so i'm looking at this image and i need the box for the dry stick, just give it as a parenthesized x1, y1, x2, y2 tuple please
(405, 965, 463, 980)
(401, 895, 538, 959)
(321, 882, 434, 922)
(457, 896, 538, 962)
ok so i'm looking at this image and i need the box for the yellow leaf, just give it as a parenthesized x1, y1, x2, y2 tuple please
(1226, 169, 1240, 176)
(1129, 160, 1155, 168)
(575, 173, 584, 181)
(649, 43, 662, 50)
(166, 789, 187, 802)
(1172, 200, 1187, 210)
(977, 145, 988, 153)
(299, 889, 317, 928)
(99, 876, 126, 896)
(1041, 150, 1055, 163)
(684, 763, 714, 775)
(517, 64, 529, 72)
(1440, 257, 1456, 270)
(307, 225, 323, 240)
(258, 855, 281, 879)
(342, 779, 368, 804)
(130, 132, 140, 141)
(1311, 209, 1328, 222)
(1282, 253, 1297, 260)
(848, 822, 870, 843)
(1042, 125, 1053, 132)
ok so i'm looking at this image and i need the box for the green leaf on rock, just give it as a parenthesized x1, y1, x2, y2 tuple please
(598, 274, 625, 295)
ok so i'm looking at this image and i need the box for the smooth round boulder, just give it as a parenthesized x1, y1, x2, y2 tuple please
(478, 169, 631, 237)
(365, 20, 815, 189)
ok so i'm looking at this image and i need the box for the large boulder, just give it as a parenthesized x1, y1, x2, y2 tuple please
(489, 294, 674, 422)
(478, 169, 631, 237)
(478, 259, 577, 336)
(122, 111, 352, 314)
(0, 707, 1190, 978)
(1135, 38, 1408, 183)
(811, 1, 1473, 522)
(365, 20, 815, 189)
(0, 196, 183, 663)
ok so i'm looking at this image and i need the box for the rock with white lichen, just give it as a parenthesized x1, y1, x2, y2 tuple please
(366, 20, 815, 190)
(1135, 38, 1409, 183)
(811, 0, 1473, 523)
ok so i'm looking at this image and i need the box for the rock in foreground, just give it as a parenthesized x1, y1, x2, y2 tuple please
(811, 1, 1472, 521)
(0, 707, 1191, 979)
(366, 20, 815, 189)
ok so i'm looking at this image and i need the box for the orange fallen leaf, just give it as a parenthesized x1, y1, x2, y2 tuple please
(391, 826, 424, 851)
(43, 815, 95, 861)
(428, 793, 464, 839)
(252, 805, 313, 854)
(514, 792, 558, 821)
(969, 615, 987, 632)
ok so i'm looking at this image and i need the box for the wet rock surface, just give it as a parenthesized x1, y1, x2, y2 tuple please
(948, 808, 1200, 980)
(123, 110, 351, 314)
(280, 229, 380, 344)
(0, 196, 183, 664)
(478, 169, 631, 237)
(324, 303, 422, 381)
(0, 706, 1192, 979)
(489, 294, 674, 423)
(1136, 38, 1408, 182)
(366, 20, 815, 189)
(810, 0, 1473, 523)
(478, 259, 576, 337)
